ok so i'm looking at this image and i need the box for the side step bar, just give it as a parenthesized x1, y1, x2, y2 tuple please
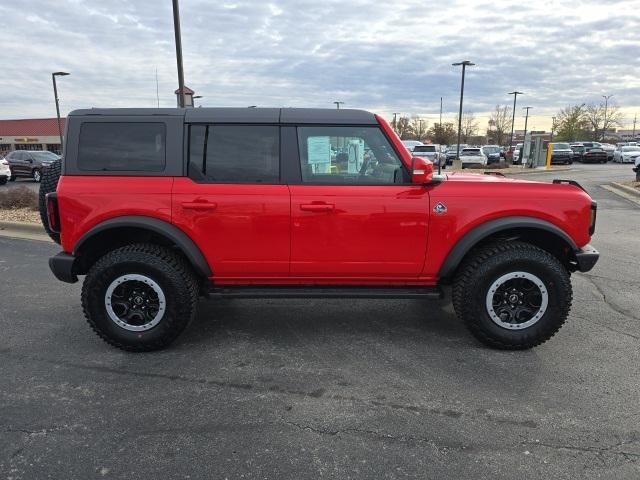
(207, 286, 443, 300)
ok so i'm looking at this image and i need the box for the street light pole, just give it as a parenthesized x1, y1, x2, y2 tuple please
(452, 61, 475, 162)
(550, 116, 556, 142)
(602, 94, 613, 141)
(633, 114, 637, 141)
(522, 106, 532, 166)
(172, 0, 186, 108)
(439, 97, 443, 127)
(508, 91, 523, 152)
(52, 71, 70, 152)
(333, 101, 344, 109)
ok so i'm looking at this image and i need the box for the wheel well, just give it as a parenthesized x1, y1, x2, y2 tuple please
(73, 227, 194, 276)
(456, 227, 575, 277)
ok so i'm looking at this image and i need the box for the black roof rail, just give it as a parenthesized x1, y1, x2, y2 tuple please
(552, 179, 587, 193)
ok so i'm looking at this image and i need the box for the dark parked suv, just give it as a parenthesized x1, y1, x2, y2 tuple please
(4, 150, 60, 182)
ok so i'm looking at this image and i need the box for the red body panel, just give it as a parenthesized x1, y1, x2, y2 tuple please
(57, 176, 174, 253)
(289, 184, 430, 277)
(172, 178, 290, 278)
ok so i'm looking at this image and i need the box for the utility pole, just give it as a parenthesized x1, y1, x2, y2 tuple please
(172, 0, 186, 108)
(155, 68, 160, 108)
(52, 71, 70, 152)
(439, 97, 443, 127)
(602, 94, 613, 141)
(452, 61, 475, 161)
(508, 91, 523, 151)
(550, 116, 556, 142)
(392, 112, 400, 131)
(633, 114, 637, 141)
(522, 106, 532, 165)
(333, 101, 344, 109)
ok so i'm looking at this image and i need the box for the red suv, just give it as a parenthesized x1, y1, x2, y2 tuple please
(43, 108, 599, 351)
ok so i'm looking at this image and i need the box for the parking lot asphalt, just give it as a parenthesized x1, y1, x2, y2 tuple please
(1, 163, 639, 479)
(1, 178, 39, 193)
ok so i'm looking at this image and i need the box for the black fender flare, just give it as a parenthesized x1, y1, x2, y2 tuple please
(438, 216, 578, 280)
(74, 215, 212, 277)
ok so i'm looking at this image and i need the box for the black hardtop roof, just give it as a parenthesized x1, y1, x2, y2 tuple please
(68, 107, 378, 125)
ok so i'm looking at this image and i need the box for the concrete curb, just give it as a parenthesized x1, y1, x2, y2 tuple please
(611, 182, 640, 198)
(601, 184, 640, 207)
(0, 220, 51, 242)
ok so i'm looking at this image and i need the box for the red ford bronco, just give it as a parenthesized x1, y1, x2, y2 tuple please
(42, 108, 598, 351)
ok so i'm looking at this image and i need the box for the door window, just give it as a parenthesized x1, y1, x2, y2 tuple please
(297, 126, 406, 184)
(188, 125, 279, 183)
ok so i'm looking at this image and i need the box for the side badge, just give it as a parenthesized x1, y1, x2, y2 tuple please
(433, 202, 447, 215)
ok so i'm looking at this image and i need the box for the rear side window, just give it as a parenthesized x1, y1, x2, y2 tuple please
(189, 125, 279, 183)
(78, 123, 166, 171)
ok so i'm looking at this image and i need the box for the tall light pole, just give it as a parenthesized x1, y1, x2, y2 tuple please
(392, 112, 400, 131)
(452, 60, 475, 161)
(172, 0, 186, 108)
(601, 94, 613, 141)
(52, 71, 70, 152)
(550, 116, 557, 142)
(633, 114, 637, 141)
(522, 106, 532, 165)
(508, 91, 523, 151)
(333, 101, 344, 109)
(439, 97, 443, 127)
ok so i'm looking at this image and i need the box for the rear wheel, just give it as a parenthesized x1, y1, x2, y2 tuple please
(453, 241, 572, 349)
(38, 159, 61, 244)
(82, 244, 199, 351)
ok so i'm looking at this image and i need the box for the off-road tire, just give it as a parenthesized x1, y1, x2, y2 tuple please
(81, 243, 199, 352)
(38, 159, 61, 244)
(452, 241, 572, 349)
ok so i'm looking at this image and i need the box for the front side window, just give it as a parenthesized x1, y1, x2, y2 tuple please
(189, 125, 279, 183)
(297, 126, 406, 184)
(78, 122, 166, 171)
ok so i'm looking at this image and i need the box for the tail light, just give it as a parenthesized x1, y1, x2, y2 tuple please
(589, 201, 597, 235)
(45, 192, 60, 233)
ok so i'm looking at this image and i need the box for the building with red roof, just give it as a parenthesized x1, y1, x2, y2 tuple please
(0, 118, 67, 155)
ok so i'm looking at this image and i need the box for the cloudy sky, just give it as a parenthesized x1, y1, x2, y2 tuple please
(2, 0, 639, 130)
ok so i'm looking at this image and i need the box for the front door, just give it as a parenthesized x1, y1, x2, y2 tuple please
(172, 124, 290, 281)
(289, 125, 430, 280)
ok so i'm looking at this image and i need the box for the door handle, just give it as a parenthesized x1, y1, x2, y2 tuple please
(181, 201, 217, 211)
(300, 203, 334, 212)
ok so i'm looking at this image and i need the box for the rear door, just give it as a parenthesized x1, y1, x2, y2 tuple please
(287, 125, 430, 279)
(172, 124, 290, 280)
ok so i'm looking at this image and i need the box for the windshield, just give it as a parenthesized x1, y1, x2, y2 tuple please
(414, 145, 436, 152)
(461, 149, 481, 156)
(31, 151, 59, 160)
(483, 146, 500, 154)
(553, 143, 571, 150)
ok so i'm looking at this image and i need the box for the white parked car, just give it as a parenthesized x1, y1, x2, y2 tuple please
(613, 146, 640, 163)
(412, 144, 445, 166)
(0, 157, 11, 185)
(401, 140, 423, 153)
(460, 147, 488, 168)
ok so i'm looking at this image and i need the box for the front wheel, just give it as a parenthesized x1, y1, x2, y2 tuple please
(82, 243, 199, 351)
(453, 241, 572, 349)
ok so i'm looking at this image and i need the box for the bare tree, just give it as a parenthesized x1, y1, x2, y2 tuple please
(455, 112, 479, 143)
(410, 116, 429, 141)
(486, 104, 512, 145)
(585, 102, 623, 141)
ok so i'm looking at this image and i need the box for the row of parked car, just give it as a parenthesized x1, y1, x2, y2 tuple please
(401, 140, 640, 169)
(0, 150, 61, 185)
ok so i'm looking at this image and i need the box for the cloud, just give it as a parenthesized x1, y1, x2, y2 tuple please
(1, 0, 638, 129)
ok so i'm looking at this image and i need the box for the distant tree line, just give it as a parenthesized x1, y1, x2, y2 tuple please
(391, 100, 624, 146)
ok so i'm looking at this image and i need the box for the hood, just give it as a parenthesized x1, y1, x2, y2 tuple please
(445, 172, 538, 184)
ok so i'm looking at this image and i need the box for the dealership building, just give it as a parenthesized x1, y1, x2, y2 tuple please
(0, 118, 66, 156)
